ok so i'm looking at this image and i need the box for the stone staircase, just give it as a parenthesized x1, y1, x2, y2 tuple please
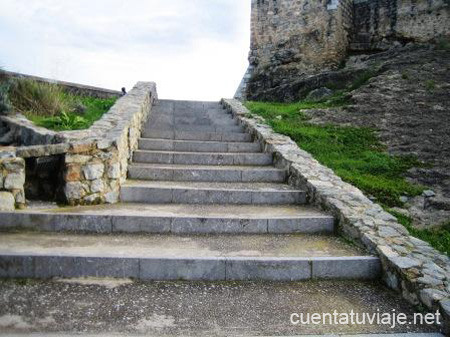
(0, 100, 446, 336)
(0, 99, 380, 281)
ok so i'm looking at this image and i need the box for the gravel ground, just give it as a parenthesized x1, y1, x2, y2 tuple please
(0, 278, 441, 336)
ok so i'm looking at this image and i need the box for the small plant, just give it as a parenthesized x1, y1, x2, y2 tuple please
(436, 37, 450, 51)
(348, 68, 378, 91)
(37, 111, 88, 131)
(425, 80, 436, 92)
(390, 211, 450, 256)
(401, 72, 409, 80)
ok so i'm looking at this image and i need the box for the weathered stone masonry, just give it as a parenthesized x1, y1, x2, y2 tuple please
(0, 157, 25, 210)
(239, 0, 450, 101)
(0, 82, 157, 207)
(63, 82, 157, 205)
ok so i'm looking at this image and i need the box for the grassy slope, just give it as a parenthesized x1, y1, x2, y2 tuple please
(245, 100, 450, 255)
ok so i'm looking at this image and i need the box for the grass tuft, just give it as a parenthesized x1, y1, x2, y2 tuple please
(390, 211, 450, 256)
(9, 78, 71, 117)
(425, 79, 436, 92)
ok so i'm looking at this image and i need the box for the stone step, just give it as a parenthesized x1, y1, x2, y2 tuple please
(0, 203, 334, 234)
(138, 138, 262, 153)
(146, 124, 244, 133)
(120, 181, 305, 205)
(128, 163, 286, 182)
(133, 150, 272, 166)
(147, 114, 237, 124)
(150, 111, 232, 121)
(0, 232, 380, 281)
(141, 129, 252, 142)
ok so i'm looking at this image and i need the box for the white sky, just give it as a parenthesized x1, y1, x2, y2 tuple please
(0, 0, 251, 100)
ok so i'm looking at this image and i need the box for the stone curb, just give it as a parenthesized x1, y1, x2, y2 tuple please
(221, 98, 450, 334)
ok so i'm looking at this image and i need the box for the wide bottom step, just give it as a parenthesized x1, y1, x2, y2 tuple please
(0, 232, 380, 281)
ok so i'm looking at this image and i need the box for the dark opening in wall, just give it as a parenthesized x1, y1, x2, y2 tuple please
(24, 155, 64, 202)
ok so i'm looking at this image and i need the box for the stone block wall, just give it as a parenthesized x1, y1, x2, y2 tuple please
(351, 0, 450, 51)
(222, 98, 450, 334)
(0, 157, 25, 210)
(63, 82, 157, 205)
(241, 0, 449, 101)
(250, 0, 352, 71)
(0, 81, 157, 206)
(245, 0, 353, 101)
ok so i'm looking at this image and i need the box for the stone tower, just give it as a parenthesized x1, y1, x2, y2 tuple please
(236, 0, 450, 101)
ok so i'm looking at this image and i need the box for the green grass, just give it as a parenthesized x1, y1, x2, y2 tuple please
(1, 76, 117, 131)
(245, 100, 424, 207)
(436, 37, 450, 51)
(28, 95, 117, 131)
(390, 211, 450, 256)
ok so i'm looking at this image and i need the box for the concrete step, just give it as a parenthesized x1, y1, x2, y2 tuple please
(146, 124, 244, 133)
(0, 232, 380, 281)
(0, 203, 334, 234)
(141, 129, 252, 142)
(120, 181, 305, 205)
(0, 280, 441, 336)
(148, 114, 237, 125)
(138, 138, 262, 153)
(128, 163, 287, 182)
(133, 150, 272, 166)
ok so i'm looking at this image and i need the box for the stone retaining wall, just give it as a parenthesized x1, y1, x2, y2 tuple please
(63, 82, 157, 205)
(0, 157, 25, 210)
(0, 82, 157, 206)
(221, 98, 450, 334)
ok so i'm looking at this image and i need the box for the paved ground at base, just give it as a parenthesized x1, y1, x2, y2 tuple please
(0, 333, 445, 337)
(0, 279, 441, 336)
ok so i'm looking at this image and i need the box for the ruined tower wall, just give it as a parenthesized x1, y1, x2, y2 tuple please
(351, 0, 450, 51)
(249, 0, 353, 72)
(238, 0, 450, 101)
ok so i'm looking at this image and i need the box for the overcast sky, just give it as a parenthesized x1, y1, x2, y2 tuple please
(0, 0, 251, 100)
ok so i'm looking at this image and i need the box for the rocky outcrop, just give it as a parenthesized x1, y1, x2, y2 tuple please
(303, 45, 450, 227)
